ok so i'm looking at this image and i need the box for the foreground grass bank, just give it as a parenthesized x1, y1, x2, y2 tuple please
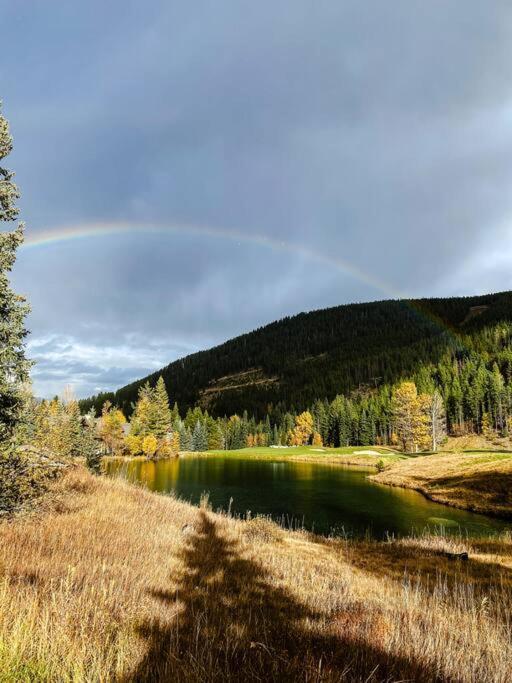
(372, 452, 512, 518)
(1, 468, 512, 681)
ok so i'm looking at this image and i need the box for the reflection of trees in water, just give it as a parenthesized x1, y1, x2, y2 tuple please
(137, 460, 157, 488)
(108, 457, 507, 537)
(120, 511, 435, 682)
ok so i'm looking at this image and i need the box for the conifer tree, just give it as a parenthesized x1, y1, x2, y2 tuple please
(0, 104, 32, 443)
(65, 400, 84, 457)
(82, 409, 101, 474)
(192, 420, 208, 451)
(358, 409, 371, 446)
(130, 383, 154, 437)
(225, 415, 243, 449)
(170, 401, 181, 430)
(263, 415, 272, 444)
(33, 399, 52, 452)
(206, 417, 223, 450)
(179, 424, 192, 451)
(152, 376, 172, 439)
(271, 423, 279, 445)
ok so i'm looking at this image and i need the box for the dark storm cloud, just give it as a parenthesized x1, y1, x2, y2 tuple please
(2, 1, 512, 396)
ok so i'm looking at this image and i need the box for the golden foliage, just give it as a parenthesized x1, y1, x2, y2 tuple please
(141, 434, 158, 458)
(98, 403, 126, 455)
(292, 411, 314, 446)
(32, 398, 84, 458)
(392, 381, 440, 452)
(312, 431, 323, 447)
(125, 434, 143, 456)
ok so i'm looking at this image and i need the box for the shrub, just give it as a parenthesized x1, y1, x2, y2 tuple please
(243, 516, 284, 544)
(0, 446, 65, 515)
(142, 434, 158, 458)
(125, 434, 143, 456)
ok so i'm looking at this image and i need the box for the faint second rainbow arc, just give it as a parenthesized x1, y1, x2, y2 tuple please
(21, 220, 405, 299)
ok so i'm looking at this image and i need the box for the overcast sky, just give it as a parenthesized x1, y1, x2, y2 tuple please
(2, 1, 512, 398)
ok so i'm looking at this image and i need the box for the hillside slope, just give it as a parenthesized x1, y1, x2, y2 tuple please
(81, 291, 512, 417)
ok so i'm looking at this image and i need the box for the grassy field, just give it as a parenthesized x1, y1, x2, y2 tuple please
(192, 445, 404, 467)
(1, 467, 512, 682)
(372, 451, 512, 518)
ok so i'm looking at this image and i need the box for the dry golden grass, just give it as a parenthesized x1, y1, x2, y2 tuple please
(1, 468, 512, 681)
(371, 452, 512, 517)
(444, 434, 512, 452)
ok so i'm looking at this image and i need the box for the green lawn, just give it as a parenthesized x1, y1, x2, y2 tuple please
(194, 445, 404, 464)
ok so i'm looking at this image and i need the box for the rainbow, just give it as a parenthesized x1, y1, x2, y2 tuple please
(20, 221, 405, 298)
(20, 220, 460, 344)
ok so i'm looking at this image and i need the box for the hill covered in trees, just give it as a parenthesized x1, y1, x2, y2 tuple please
(81, 290, 512, 420)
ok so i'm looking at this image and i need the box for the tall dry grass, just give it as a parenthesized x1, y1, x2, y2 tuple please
(372, 451, 512, 517)
(0, 467, 511, 681)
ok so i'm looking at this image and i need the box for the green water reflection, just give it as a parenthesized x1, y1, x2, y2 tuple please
(105, 455, 510, 538)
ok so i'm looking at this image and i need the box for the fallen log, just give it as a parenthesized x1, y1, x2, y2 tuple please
(443, 551, 469, 561)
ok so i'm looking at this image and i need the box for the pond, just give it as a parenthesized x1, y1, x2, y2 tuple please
(105, 455, 510, 538)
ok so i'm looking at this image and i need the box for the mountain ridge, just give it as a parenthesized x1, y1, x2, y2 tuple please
(80, 290, 512, 417)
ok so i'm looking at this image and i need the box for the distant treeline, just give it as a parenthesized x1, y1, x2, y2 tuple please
(78, 291, 512, 449)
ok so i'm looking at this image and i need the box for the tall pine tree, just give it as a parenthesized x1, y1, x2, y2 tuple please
(152, 376, 172, 439)
(0, 103, 31, 444)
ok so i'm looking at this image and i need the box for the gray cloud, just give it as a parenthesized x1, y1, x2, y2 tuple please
(2, 1, 512, 396)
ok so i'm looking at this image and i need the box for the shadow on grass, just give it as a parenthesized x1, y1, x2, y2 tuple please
(345, 537, 512, 598)
(428, 471, 512, 508)
(120, 511, 441, 682)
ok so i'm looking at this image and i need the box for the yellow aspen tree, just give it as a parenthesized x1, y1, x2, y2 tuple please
(312, 432, 323, 447)
(416, 393, 433, 451)
(125, 434, 143, 456)
(392, 381, 421, 452)
(99, 403, 126, 455)
(142, 434, 158, 458)
(293, 411, 314, 446)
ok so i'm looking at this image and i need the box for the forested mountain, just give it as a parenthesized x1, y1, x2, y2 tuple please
(81, 290, 512, 419)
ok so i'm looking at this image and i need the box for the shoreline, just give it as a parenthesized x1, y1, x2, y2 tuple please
(371, 452, 512, 520)
(104, 447, 512, 521)
(103, 448, 401, 469)
(370, 475, 512, 520)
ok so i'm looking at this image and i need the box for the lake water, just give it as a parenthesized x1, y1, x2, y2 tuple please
(105, 455, 510, 538)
